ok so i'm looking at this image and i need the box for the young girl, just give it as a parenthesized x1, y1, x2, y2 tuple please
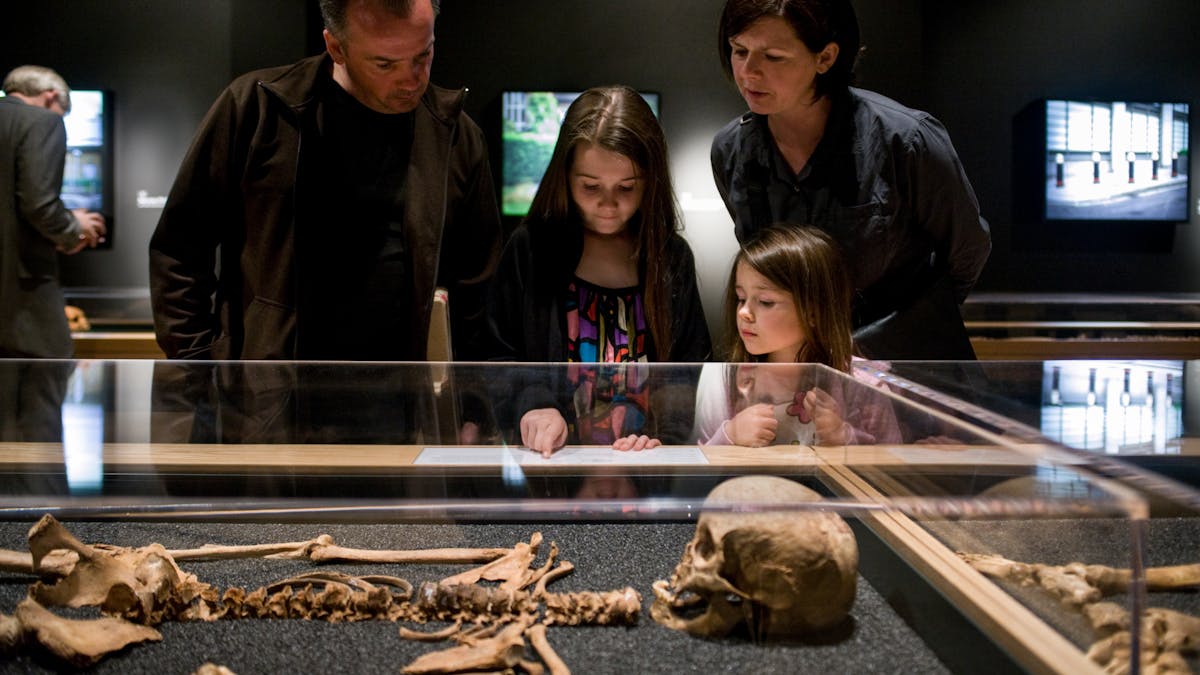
(694, 224, 898, 447)
(487, 85, 711, 457)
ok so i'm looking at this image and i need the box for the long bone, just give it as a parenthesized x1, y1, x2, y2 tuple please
(4, 524, 512, 578)
(960, 552, 1200, 601)
(958, 551, 1200, 672)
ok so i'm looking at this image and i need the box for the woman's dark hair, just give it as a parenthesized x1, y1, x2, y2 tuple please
(717, 0, 861, 99)
(525, 86, 681, 360)
(722, 224, 854, 370)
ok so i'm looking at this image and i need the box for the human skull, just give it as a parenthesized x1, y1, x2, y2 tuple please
(651, 475, 857, 640)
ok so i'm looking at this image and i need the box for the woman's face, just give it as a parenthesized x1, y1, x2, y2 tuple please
(734, 261, 807, 363)
(728, 16, 837, 116)
(569, 142, 645, 236)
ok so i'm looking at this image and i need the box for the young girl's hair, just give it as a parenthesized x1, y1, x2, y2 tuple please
(722, 224, 854, 370)
(525, 85, 680, 359)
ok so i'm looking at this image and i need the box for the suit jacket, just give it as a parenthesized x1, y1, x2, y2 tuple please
(0, 96, 81, 357)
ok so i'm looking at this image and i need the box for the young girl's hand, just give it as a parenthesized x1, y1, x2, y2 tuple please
(520, 408, 569, 458)
(726, 403, 778, 447)
(798, 388, 849, 446)
(612, 434, 662, 451)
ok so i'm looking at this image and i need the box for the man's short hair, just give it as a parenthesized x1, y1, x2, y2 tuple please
(2, 65, 72, 114)
(319, 0, 440, 39)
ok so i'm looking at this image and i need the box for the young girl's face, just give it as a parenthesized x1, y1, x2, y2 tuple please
(734, 260, 807, 363)
(569, 142, 644, 236)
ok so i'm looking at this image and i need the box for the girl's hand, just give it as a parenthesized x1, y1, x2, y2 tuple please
(799, 387, 848, 446)
(612, 434, 661, 451)
(520, 408, 569, 458)
(726, 403, 778, 447)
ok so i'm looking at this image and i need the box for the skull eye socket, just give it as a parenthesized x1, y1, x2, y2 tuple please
(694, 524, 715, 559)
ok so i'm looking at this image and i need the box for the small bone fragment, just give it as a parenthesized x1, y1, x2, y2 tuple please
(1084, 601, 1130, 634)
(401, 619, 529, 674)
(13, 597, 161, 666)
(519, 542, 560, 592)
(0, 612, 22, 651)
(440, 533, 543, 591)
(527, 623, 570, 675)
(519, 659, 546, 675)
(399, 620, 463, 641)
(1034, 564, 1102, 606)
(534, 561, 574, 597)
(1145, 607, 1200, 654)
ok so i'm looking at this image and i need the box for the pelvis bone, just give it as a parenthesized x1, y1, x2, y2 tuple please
(651, 475, 857, 640)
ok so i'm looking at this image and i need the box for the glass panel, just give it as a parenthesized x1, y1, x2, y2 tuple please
(859, 358, 1200, 675)
(0, 359, 1181, 673)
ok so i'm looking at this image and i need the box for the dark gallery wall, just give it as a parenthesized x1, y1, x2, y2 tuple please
(1, 1, 309, 291)
(919, 0, 1200, 292)
(1, 1, 1196, 325)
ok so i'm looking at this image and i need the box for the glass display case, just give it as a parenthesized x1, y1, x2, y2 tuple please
(1, 359, 1193, 674)
(855, 358, 1200, 675)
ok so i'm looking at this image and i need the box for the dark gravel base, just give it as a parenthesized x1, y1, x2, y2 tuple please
(0, 519, 952, 674)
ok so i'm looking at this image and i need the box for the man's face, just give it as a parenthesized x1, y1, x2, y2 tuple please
(324, 0, 435, 114)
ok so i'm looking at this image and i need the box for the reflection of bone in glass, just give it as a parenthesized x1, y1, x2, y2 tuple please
(734, 364, 808, 406)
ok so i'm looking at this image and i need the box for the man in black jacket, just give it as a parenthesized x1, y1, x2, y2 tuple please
(148, 0, 502, 447)
(149, 0, 501, 362)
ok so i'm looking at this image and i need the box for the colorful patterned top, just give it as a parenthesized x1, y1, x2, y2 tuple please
(564, 277, 652, 444)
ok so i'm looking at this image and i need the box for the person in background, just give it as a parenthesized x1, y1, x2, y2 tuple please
(487, 85, 711, 457)
(149, 0, 501, 362)
(711, 0, 990, 360)
(1, 65, 106, 359)
(693, 225, 899, 447)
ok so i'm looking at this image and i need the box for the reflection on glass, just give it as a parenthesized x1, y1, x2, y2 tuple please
(61, 363, 105, 493)
(1040, 360, 1184, 455)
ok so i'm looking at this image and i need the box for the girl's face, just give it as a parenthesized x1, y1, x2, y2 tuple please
(569, 143, 644, 236)
(734, 260, 807, 363)
(728, 16, 838, 116)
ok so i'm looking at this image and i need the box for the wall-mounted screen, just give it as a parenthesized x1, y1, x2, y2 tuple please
(61, 90, 112, 220)
(500, 90, 660, 217)
(1016, 99, 1189, 224)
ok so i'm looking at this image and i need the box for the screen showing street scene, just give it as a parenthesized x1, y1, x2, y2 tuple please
(61, 90, 106, 212)
(501, 91, 660, 217)
(1044, 100, 1188, 222)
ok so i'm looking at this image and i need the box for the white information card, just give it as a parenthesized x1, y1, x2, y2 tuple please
(414, 445, 709, 466)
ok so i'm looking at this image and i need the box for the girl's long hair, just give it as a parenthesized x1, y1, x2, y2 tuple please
(722, 224, 854, 370)
(525, 85, 680, 359)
